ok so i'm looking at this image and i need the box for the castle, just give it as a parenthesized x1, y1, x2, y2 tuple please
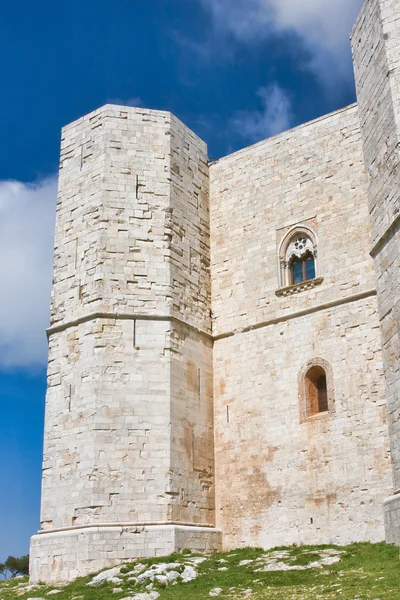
(30, 0, 400, 583)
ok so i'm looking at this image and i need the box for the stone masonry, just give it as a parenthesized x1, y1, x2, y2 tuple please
(210, 104, 392, 549)
(352, 0, 400, 545)
(31, 0, 400, 584)
(30, 107, 221, 583)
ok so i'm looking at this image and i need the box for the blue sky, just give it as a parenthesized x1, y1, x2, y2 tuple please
(0, 0, 364, 561)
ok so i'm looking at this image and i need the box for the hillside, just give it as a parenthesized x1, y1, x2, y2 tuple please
(1, 543, 399, 600)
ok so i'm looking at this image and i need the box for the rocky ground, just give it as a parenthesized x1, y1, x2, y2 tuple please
(0, 542, 399, 599)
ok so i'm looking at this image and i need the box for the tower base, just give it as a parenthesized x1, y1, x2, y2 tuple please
(30, 524, 222, 584)
(384, 493, 400, 546)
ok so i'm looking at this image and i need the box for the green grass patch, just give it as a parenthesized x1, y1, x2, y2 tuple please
(1, 542, 399, 599)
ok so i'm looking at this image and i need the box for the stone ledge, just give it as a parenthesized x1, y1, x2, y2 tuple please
(37, 520, 217, 535)
(301, 409, 333, 425)
(214, 288, 377, 341)
(47, 312, 213, 339)
(370, 212, 400, 258)
(275, 277, 324, 297)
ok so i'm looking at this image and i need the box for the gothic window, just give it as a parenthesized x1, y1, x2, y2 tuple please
(278, 227, 320, 292)
(299, 359, 334, 423)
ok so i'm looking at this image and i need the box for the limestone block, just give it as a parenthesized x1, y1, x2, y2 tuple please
(30, 525, 221, 584)
(210, 104, 392, 549)
(30, 106, 219, 583)
(352, 0, 400, 545)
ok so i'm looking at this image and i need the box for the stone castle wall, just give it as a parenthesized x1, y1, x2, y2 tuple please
(352, 0, 400, 543)
(30, 0, 400, 584)
(30, 106, 220, 583)
(210, 105, 392, 549)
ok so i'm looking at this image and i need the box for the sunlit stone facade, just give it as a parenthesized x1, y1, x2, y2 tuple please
(30, 0, 400, 583)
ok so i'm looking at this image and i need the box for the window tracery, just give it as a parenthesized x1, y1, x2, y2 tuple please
(277, 226, 321, 293)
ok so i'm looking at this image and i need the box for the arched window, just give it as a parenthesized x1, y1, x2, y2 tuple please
(298, 359, 334, 423)
(305, 365, 328, 415)
(278, 227, 320, 291)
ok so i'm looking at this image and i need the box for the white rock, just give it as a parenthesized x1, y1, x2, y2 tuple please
(188, 556, 207, 565)
(209, 589, 223, 597)
(120, 593, 160, 600)
(321, 556, 341, 566)
(125, 563, 147, 576)
(88, 566, 123, 586)
(136, 563, 182, 583)
(181, 565, 197, 582)
(155, 570, 181, 585)
(253, 549, 342, 573)
(47, 592, 62, 596)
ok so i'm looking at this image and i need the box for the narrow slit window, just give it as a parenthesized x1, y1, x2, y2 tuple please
(305, 365, 329, 416)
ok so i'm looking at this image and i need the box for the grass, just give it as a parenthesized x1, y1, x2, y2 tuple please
(1, 542, 399, 599)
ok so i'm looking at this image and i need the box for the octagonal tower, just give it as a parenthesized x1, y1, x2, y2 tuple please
(30, 105, 221, 583)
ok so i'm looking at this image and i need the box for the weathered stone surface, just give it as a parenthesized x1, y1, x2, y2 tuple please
(87, 565, 123, 587)
(210, 105, 392, 549)
(30, 0, 400, 585)
(352, 0, 400, 544)
(29, 106, 220, 584)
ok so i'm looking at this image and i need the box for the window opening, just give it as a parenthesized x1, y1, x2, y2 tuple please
(278, 228, 319, 290)
(305, 365, 329, 416)
(290, 251, 316, 285)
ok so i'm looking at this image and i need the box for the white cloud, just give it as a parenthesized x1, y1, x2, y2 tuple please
(0, 177, 57, 369)
(108, 96, 143, 107)
(199, 0, 364, 87)
(231, 84, 292, 142)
